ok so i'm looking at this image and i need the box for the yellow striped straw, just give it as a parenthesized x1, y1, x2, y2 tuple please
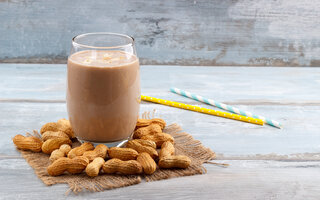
(141, 95, 264, 126)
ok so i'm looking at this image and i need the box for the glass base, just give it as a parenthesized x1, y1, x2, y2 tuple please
(77, 138, 129, 148)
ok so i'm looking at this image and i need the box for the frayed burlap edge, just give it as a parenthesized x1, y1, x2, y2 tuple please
(18, 123, 215, 194)
(144, 123, 216, 181)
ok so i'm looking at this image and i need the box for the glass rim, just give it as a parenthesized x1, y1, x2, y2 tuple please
(72, 32, 135, 49)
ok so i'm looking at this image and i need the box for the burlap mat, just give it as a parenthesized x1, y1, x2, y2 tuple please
(19, 123, 216, 194)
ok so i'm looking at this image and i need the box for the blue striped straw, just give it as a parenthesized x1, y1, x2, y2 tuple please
(170, 87, 282, 129)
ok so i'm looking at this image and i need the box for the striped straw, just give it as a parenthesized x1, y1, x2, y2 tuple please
(170, 87, 282, 129)
(141, 95, 264, 126)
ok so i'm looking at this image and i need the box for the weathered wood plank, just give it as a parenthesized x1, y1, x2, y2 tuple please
(0, 159, 320, 199)
(1, 64, 319, 158)
(2, 102, 320, 158)
(0, 64, 319, 198)
(1, 64, 320, 103)
(0, 0, 320, 66)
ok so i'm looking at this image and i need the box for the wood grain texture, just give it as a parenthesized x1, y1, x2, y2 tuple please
(1, 159, 320, 199)
(1, 64, 320, 199)
(2, 102, 320, 159)
(1, 64, 320, 158)
(1, 64, 320, 102)
(0, 0, 320, 66)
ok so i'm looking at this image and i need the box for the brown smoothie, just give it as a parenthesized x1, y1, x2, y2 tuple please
(67, 50, 140, 142)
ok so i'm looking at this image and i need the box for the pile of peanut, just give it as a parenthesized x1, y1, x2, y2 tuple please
(12, 118, 191, 177)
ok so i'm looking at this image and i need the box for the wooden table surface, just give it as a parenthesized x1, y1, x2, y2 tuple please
(1, 64, 320, 199)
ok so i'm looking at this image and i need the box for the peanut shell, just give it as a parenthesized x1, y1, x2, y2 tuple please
(158, 155, 191, 169)
(108, 147, 138, 161)
(85, 157, 105, 177)
(137, 152, 157, 175)
(102, 158, 142, 175)
(126, 140, 158, 159)
(13, 134, 43, 152)
(42, 138, 72, 154)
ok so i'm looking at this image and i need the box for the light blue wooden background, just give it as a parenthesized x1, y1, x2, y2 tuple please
(0, 0, 320, 66)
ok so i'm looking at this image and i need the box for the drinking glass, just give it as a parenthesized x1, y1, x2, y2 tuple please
(67, 32, 140, 146)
